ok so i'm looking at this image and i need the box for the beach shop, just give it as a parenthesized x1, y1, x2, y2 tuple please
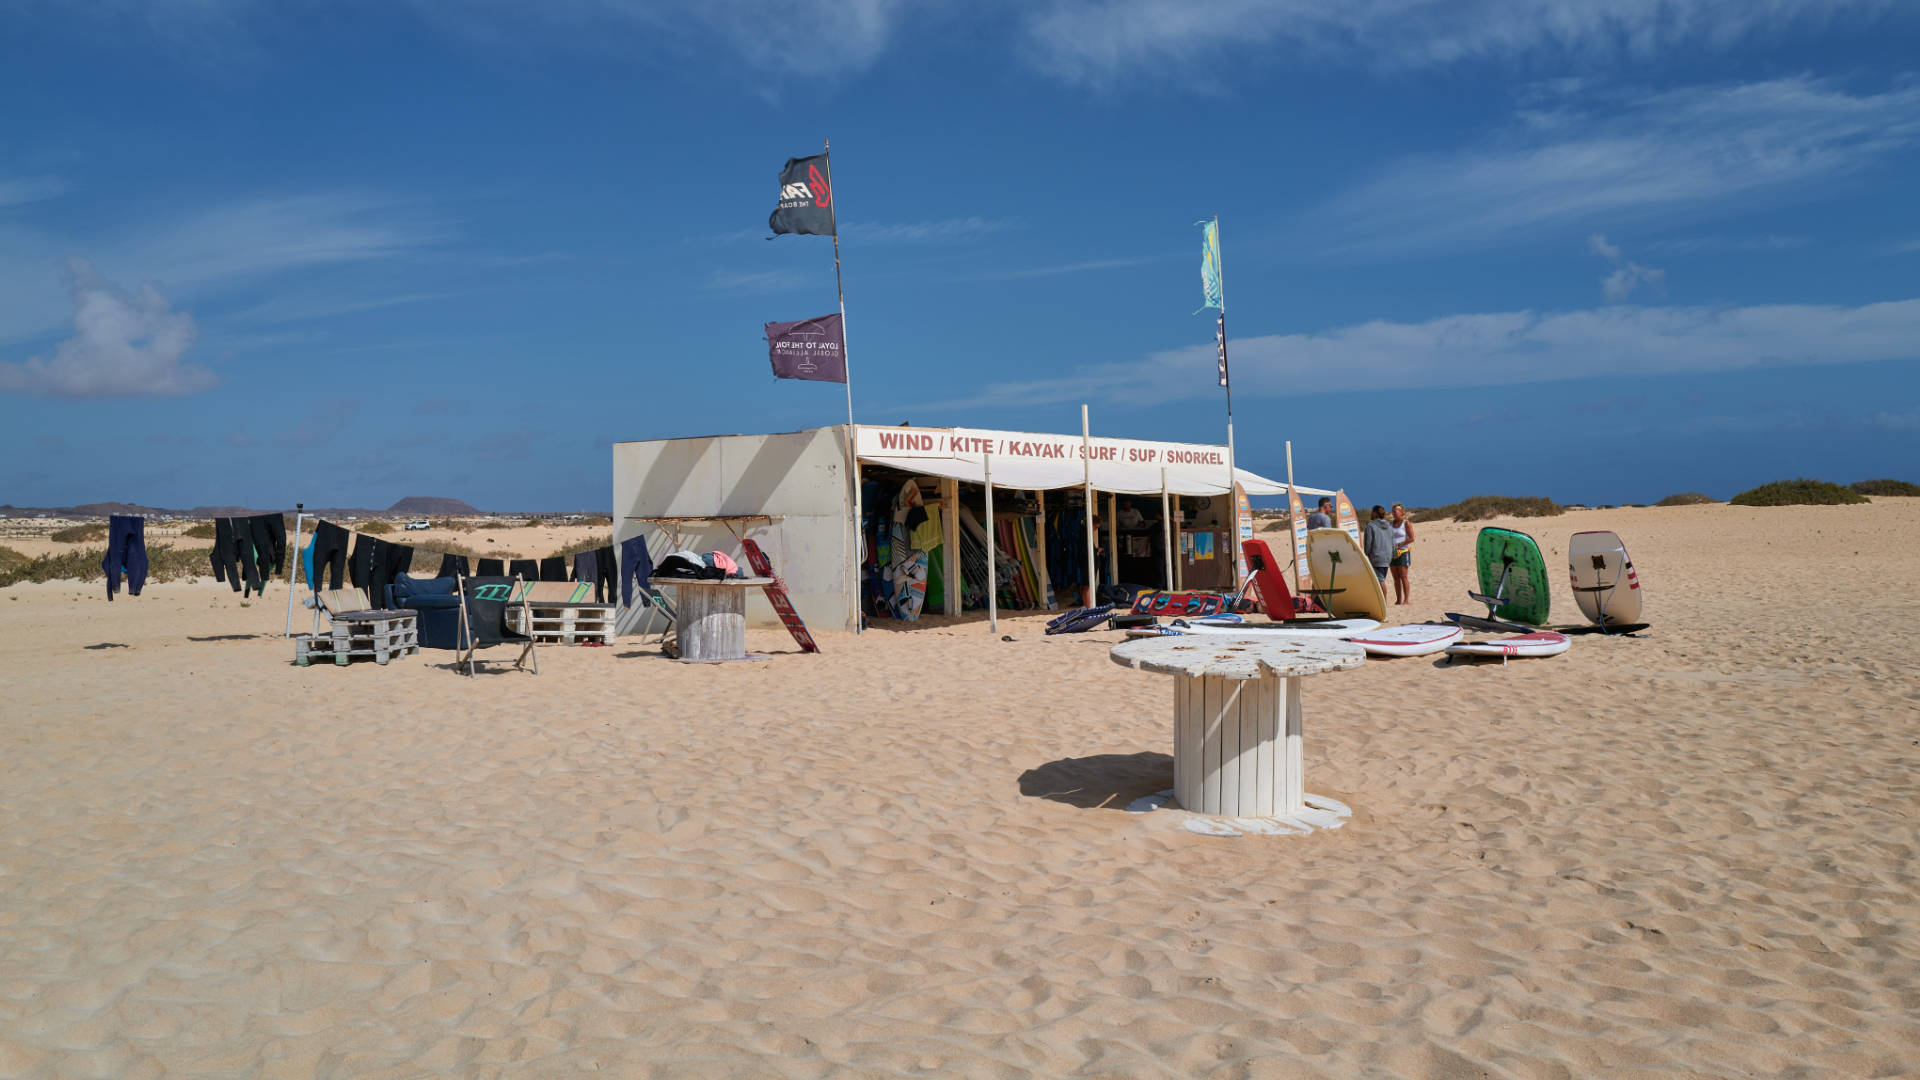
(611, 424, 1331, 634)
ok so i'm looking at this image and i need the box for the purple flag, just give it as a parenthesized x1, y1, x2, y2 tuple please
(765, 313, 846, 383)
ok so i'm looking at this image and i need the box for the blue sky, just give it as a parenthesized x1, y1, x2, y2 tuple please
(2, 0, 1916, 511)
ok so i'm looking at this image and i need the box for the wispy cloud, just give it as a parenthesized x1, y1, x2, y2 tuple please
(929, 296, 1920, 409)
(0, 176, 65, 209)
(230, 289, 463, 325)
(842, 217, 1011, 244)
(0, 258, 213, 398)
(1893, 238, 1920, 255)
(705, 268, 811, 294)
(1588, 232, 1664, 302)
(1313, 76, 1920, 256)
(1643, 234, 1810, 255)
(973, 255, 1158, 280)
(1021, 0, 1900, 85)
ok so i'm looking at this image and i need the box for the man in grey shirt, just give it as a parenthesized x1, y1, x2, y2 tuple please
(1306, 496, 1334, 531)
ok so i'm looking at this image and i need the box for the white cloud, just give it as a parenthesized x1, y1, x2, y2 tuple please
(1643, 234, 1810, 255)
(931, 296, 1920, 409)
(842, 217, 1010, 244)
(1313, 77, 1920, 256)
(0, 176, 65, 209)
(705, 268, 811, 293)
(1021, 0, 1900, 84)
(975, 256, 1158, 280)
(0, 259, 214, 397)
(1588, 232, 1664, 301)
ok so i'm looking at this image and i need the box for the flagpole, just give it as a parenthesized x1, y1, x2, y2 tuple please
(823, 138, 862, 635)
(1216, 214, 1239, 592)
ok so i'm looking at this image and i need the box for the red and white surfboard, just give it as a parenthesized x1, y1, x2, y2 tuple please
(738, 538, 820, 653)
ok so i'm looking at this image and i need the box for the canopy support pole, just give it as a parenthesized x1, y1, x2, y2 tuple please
(283, 504, 304, 637)
(1161, 471, 1173, 591)
(1107, 492, 1119, 591)
(1035, 488, 1052, 610)
(1081, 404, 1095, 608)
(941, 476, 960, 616)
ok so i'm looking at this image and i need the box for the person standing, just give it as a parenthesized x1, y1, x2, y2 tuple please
(1389, 503, 1416, 605)
(1362, 505, 1392, 585)
(1307, 497, 1334, 531)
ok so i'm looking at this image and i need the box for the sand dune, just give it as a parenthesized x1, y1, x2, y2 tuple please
(2, 501, 1917, 1078)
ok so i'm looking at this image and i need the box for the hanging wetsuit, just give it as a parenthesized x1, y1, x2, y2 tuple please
(309, 521, 350, 591)
(240, 515, 278, 596)
(373, 543, 413, 607)
(349, 534, 379, 594)
(210, 516, 241, 591)
(476, 557, 504, 577)
(539, 555, 567, 582)
(509, 558, 539, 583)
(619, 535, 654, 607)
(436, 553, 470, 579)
(102, 515, 148, 601)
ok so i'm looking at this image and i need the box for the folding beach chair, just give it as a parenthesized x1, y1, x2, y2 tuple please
(453, 574, 539, 676)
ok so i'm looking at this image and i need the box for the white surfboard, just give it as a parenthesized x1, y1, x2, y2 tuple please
(1569, 530, 1643, 628)
(1348, 623, 1464, 657)
(1445, 631, 1571, 663)
(1306, 528, 1387, 621)
(1132, 617, 1383, 641)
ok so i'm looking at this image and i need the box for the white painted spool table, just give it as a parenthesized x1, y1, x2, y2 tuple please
(1110, 636, 1364, 822)
(651, 577, 774, 662)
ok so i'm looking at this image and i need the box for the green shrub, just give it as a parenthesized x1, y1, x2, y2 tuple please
(0, 543, 208, 588)
(183, 521, 217, 539)
(51, 523, 108, 543)
(430, 517, 477, 532)
(358, 520, 395, 535)
(1655, 492, 1715, 507)
(479, 520, 513, 530)
(524, 518, 547, 529)
(546, 534, 610, 561)
(1851, 478, 1920, 497)
(1728, 479, 1867, 507)
(1411, 495, 1564, 523)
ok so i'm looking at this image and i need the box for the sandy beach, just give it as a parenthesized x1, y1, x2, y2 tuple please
(3, 500, 1917, 1078)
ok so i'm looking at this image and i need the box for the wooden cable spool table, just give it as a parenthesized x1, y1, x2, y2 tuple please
(650, 577, 775, 662)
(1110, 635, 1364, 823)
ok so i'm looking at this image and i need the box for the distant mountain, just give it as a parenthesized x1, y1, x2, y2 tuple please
(387, 496, 479, 516)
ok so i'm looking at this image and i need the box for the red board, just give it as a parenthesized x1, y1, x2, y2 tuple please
(1240, 537, 1296, 621)
(738, 538, 820, 653)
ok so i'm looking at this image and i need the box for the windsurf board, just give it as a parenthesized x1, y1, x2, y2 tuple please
(1306, 527, 1388, 621)
(1349, 623, 1463, 657)
(1569, 530, 1644, 628)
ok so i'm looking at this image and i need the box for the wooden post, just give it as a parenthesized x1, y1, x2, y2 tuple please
(941, 476, 960, 616)
(283, 503, 304, 638)
(1173, 495, 1184, 590)
(1081, 404, 1096, 608)
(1107, 492, 1119, 589)
(1035, 488, 1052, 610)
(984, 453, 997, 633)
(1160, 471, 1173, 591)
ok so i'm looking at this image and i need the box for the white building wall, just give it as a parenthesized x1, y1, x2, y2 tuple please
(611, 427, 854, 635)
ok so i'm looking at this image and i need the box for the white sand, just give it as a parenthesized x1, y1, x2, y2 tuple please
(2, 501, 1917, 1078)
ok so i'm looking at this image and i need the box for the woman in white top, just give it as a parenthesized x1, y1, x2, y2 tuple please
(1389, 503, 1415, 605)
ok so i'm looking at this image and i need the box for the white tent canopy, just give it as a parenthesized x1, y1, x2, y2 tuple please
(856, 425, 1330, 498)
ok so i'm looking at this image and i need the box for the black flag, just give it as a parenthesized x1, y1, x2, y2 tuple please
(1215, 314, 1230, 389)
(769, 153, 836, 237)
(766, 314, 847, 383)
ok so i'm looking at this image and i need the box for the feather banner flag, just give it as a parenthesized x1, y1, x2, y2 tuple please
(1197, 218, 1223, 313)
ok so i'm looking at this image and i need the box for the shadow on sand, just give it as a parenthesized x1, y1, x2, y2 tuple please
(1018, 751, 1173, 812)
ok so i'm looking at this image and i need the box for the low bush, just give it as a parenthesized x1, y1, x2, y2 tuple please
(1411, 495, 1564, 523)
(431, 517, 477, 532)
(357, 520, 395, 535)
(1728, 479, 1867, 507)
(183, 521, 217, 539)
(51, 523, 108, 543)
(1655, 492, 1715, 506)
(1851, 478, 1920, 497)
(479, 520, 513, 530)
(0, 544, 208, 588)
(546, 534, 610, 561)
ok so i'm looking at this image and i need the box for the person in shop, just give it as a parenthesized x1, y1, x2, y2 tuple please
(1307, 497, 1334, 531)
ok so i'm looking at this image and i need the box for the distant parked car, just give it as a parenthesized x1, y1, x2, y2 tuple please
(405, 520, 430, 531)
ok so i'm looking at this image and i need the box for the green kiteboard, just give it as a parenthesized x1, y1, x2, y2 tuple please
(1474, 527, 1551, 626)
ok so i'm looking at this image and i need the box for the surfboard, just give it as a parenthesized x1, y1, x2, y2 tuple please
(1335, 490, 1360, 543)
(1233, 483, 1253, 588)
(1475, 527, 1550, 626)
(1569, 530, 1643, 628)
(1445, 631, 1570, 663)
(892, 551, 928, 621)
(1348, 623, 1463, 657)
(1130, 617, 1382, 640)
(1287, 485, 1313, 596)
(1306, 528, 1388, 621)
(738, 538, 819, 653)
(1240, 538, 1296, 620)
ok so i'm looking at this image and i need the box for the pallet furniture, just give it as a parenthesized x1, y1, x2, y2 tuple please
(1109, 635, 1363, 828)
(651, 577, 774, 662)
(294, 611, 419, 666)
(506, 602, 616, 645)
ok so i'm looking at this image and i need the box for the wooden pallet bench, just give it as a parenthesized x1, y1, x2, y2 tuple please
(295, 610, 420, 666)
(506, 603, 615, 645)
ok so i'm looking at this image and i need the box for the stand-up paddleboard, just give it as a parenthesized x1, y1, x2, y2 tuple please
(1128, 617, 1382, 640)
(1335, 490, 1361, 543)
(1473, 527, 1551, 626)
(1349, 623, 1463, 657)
(738, 538, 819, 653)
(1306, 528, 1388, 621)
(1445, 631, 1570, 664)
(1569, 530, 1644, 629)
(1445, 612, 1538, 635)
(1241, 538, 1297, 620)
